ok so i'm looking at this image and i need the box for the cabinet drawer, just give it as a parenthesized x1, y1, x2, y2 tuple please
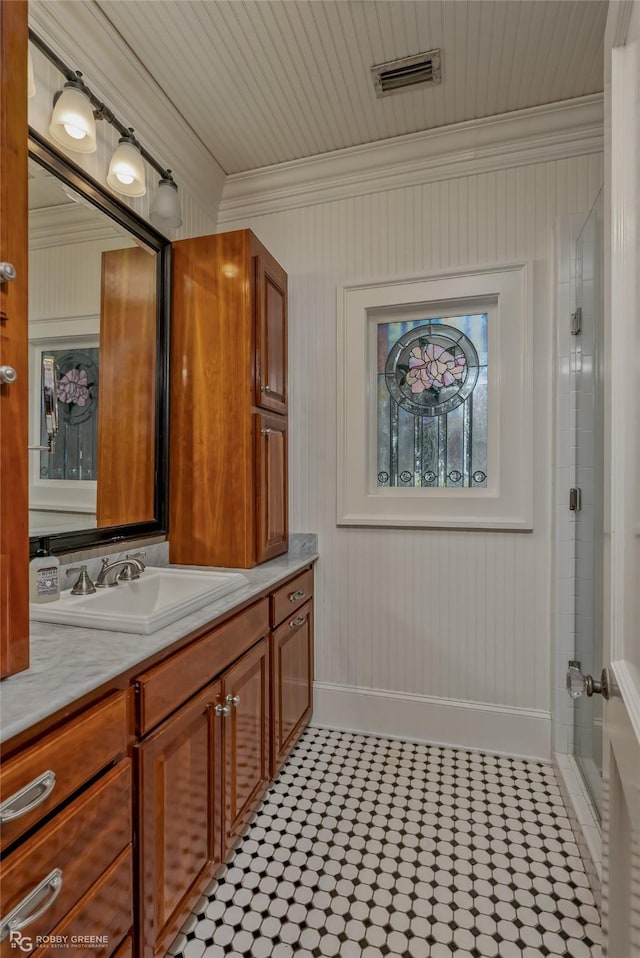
(0, 691, 130, 852)
(0, 761, 131, 958)
(32, 848, 132, 958)
(272, 601, 313, 773)
(136, 599, 269, 736)
(271, 569, 313, 628)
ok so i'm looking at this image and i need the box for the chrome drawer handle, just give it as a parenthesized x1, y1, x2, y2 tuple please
(289, 590, 306, 602)
(0, 868, 63, 941)
(225, 694, 240, 707)
(214, 704, 231, 717)
(261, 427, 272, 435)
(289, 615, 306, 629)
(0, 771, 56, 824)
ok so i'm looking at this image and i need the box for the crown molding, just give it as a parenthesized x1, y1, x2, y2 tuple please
(29, 0, 225, 225)
(29, 204, 125, 249)
(218, 94, 604, 223)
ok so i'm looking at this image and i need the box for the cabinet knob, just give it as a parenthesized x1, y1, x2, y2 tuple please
(289, 615, 306, 629)
(226, 693, 240, 707)
(214, 704, 231, 717)
(261, 427, 272, 435)
(0, 262, 16, 283)
(0, 365, 17, 384)
(261, 385, 273, 393)
(289, 590, 306, 602)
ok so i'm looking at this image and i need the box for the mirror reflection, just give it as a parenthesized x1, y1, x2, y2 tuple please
(28, 156, 158, 537)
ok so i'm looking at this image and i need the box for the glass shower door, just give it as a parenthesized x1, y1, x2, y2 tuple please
(572, 189, 604, 814)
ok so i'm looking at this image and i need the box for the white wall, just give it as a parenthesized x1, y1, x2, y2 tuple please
(219, 106, 603, 757)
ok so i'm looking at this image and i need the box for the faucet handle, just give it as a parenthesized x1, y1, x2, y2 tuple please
(66, 565, 96, 595)
(118, 553, 145, 582)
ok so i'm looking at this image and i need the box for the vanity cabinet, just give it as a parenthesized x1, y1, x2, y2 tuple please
(270, 570, 314, 774)
(1, 564, 314, 958)
(170, 229, 288, 568)
(0, 691, 132, 957)
(0, 0, 29, 679)
(136, 680, 223, 958)
(221, 638, 270, 856)
(134, 604, 271, 958)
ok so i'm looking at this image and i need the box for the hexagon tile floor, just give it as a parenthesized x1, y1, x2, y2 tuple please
(166, 726, 601, 958)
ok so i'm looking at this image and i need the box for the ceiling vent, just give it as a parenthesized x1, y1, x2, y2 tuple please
(371, 50, 441, 98)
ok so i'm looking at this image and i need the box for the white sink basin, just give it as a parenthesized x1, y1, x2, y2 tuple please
(30, 568, 249, 634)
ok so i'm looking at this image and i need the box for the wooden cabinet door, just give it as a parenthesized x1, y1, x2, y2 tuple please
(97, 247, 157, 527)
(222, 638, 270, 856)
(255, 413, 288, 563)
(0, 0, 29, 678)
(254, 253, 287, 415)
(136, 680, 222, 958)
(271, 601, 313, 774)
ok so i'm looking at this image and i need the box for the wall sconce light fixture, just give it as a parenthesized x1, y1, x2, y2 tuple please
(107, 132, 146, 196)
(29, 29, 182, 228)
(150, 173, 183, 229)
(27, 50, 36, 98)
(48, 76, 97, 152)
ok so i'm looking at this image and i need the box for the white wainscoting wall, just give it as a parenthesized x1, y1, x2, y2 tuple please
(218, 101, 604, 759)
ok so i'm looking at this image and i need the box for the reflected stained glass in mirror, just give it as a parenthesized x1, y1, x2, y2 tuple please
(377, 314, 488, 488)
(39, 348, 99, 481)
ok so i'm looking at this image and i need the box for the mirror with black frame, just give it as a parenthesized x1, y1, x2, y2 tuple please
(27, 132, 169, 555)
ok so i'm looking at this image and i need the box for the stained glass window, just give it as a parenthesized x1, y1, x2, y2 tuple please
(40, 348, 100, 481)
(376, 314, 488, 488)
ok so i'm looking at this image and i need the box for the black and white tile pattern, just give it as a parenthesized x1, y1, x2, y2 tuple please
(167, 727, 601, 958)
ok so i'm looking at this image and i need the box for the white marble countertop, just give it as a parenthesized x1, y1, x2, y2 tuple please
(0, 536, 318, 746)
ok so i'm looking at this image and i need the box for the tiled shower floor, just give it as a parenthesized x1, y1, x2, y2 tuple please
(167, 727, 601, 958)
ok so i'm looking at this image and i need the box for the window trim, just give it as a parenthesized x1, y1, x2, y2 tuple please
(337, 263, 533, 530)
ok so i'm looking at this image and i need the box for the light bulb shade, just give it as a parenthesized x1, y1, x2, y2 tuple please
(49, 83, 96, 153)
(27, 51, 36, 98)
(107, 138, 146, 196)
(149, 178, 182, 229)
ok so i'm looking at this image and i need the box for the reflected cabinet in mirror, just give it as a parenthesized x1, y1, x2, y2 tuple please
(28, 133, 169, 555)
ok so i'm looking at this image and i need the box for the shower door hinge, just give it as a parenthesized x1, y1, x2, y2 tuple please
(570, 307, 582, 335)
(570, 487, 582, 512)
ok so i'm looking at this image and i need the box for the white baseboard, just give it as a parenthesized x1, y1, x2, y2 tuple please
(312, 682, 551, 761)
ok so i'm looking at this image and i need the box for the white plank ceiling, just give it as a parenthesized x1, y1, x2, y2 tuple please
(94, 0, 607, 174)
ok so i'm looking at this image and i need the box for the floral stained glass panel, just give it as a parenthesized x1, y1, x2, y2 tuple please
(40, 348, 99, 481)
(376, 315, 488, 488)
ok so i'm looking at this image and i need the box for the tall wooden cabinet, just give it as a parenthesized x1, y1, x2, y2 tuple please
(0, 0, 29, 677)
(170, 229, 288, 568)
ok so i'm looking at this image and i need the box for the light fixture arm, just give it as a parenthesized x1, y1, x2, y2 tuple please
(29, 28, 175, 184)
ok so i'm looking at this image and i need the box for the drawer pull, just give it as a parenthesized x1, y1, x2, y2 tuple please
(289, 590, 306, 602)
(214, 704, 231, 717)
(0, 770, 56, 824)
(0, 868, 63, 941)
(225, 693, 240, 707)
(289, 615, 306, 629)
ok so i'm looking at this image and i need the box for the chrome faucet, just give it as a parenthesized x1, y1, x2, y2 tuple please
(95, 555, 145, 588)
